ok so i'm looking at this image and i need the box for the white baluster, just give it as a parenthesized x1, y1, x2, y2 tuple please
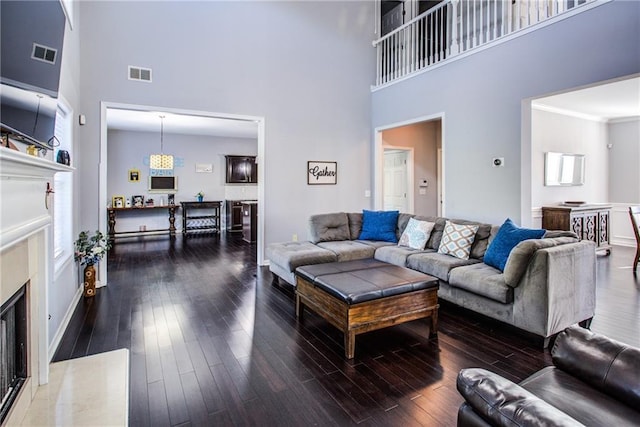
(480, 0, 484, 44)
(448, 0, 456, 55)
(493, 0, 504, 40)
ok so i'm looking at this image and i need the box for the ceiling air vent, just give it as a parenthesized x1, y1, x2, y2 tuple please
(31, 43, 57, 64)
(128, 66, 152, 82)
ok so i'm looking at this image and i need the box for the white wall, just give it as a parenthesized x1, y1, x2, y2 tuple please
(531, 108, 608, 209)
(608, 118, 640, 246)
(77, 1, 376, 247)
(609, 118, 640, 203)
(381, 121, 440, 216)
(107, 129, 257, 232)
(372, 0, 640, 225)
(49, 0, 81, 356)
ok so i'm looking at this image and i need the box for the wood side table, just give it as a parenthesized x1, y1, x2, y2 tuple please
(180, 201, 222, 234)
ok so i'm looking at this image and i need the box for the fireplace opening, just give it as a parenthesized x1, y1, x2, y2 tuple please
(0, 283, 27, 424)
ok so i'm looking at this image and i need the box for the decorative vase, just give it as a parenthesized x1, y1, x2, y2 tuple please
(197, 195, 203, 202)
(83, 264, 96, 297)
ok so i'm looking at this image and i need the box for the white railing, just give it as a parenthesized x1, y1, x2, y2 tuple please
(373, 0, 595, 87)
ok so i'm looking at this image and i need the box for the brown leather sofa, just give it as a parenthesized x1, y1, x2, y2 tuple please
(456, 326, 640, 426)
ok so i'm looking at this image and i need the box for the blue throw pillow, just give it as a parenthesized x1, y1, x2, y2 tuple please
(358, 210, 399, 243)
(484, 219, 545, 272)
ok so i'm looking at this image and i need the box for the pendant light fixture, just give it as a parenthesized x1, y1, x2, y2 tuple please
(149, 114, 174, 170)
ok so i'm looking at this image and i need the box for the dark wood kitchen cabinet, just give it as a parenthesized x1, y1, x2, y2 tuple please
(225, 156, 257, 184)
(225, 200, 243, 232)
(242, 202, 257, 243)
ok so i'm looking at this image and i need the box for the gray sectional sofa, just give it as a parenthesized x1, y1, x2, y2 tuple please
(266, 212, 597, 346)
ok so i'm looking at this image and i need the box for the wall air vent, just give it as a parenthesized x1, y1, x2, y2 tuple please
(128, 66, 152, 82)
(31, 43, 57, 64)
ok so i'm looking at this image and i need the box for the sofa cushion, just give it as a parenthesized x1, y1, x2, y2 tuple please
(407, 252, 480, 281)
(358, 210, 399, 243)
(448, 263, 513, 304)
(503, 236, 578, 287)
(347, 212, 363, 240)
(316, 240, 376, 262)
(520, 366, 639, 427)
(355, 240, 396, 249)
(484, 218, 546, 272)
(374, 245, 434, 267)
(551, 326, 640, 410)
(308, 212, 350, 243)
(398, 218, 435, 249)
(438, 221, 479, 260)
(266, 241, 337, 272)
(457, 368, 584, 427)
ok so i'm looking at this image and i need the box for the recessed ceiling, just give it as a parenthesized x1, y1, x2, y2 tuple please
(106, 108, 259, 139)
(533, 77, 640, 121)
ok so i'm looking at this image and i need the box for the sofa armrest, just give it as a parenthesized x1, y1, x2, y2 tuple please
(552, 326, 640, 409)
(456, 368, 584, 427)
(510, 241, 596, 339)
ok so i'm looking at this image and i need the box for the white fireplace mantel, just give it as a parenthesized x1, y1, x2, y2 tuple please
(0, 147, 73, 252)
(0, 146, 73, 425)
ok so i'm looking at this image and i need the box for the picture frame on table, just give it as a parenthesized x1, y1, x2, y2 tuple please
(132, 195, 144, 208)
(112, 195, 125, 209)
(307, 161, 337, 185)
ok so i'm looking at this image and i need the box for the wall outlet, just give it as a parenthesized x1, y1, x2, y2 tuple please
(492, 157, 504, 167)
(292, 234, 298, 242)
(364, 190, 371, 198)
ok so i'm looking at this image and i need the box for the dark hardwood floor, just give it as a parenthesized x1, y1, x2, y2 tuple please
(53, 234, 639, 426)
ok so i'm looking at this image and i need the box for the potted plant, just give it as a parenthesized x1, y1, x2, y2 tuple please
(195, 191, 204, 202)
(74, 230, 111, 297)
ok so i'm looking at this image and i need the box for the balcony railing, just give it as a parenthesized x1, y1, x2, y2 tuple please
(373, 0, 595, 88)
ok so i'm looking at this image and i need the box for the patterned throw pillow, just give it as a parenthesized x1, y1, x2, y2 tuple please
(398, 218, 436, 250)
(438, 221, 479, 260)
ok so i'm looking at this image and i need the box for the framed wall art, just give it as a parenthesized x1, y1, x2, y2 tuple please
(128, 169, 140, 182)
(307, 161, 337, 185)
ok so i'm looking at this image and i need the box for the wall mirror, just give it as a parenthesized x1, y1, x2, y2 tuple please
(544, 152, 585, 186)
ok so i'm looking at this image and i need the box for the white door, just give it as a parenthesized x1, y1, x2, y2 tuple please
(383, 150, 409, 212)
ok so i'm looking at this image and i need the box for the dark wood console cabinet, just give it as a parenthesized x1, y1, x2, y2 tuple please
(542, 204, 611, 254)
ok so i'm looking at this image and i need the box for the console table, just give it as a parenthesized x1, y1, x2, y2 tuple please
(107, 205, 177, 238)
(542, 204, 611, 255)
(180, 201, 222, 234)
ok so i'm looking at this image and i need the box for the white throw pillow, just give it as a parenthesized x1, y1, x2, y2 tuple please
(438, 221, 479, 260)
(398, 218, 435, 250)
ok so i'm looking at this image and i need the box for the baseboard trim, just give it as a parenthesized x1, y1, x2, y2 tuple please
(48, 286, 82, 361)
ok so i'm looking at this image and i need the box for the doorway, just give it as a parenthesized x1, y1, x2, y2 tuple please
(98, 102, 266, 286)
(375, 114, 443, 216)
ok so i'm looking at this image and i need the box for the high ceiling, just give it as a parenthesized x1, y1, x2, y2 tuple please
(106, 77, 638, 139)
(533, 76, 640, 121)
(106, 108, 259, 139)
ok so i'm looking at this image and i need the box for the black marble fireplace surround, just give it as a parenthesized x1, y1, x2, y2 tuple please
(0, 283, 27, 424)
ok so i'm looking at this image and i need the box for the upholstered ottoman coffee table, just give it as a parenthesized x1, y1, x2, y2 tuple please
(295, 259, 439, 359)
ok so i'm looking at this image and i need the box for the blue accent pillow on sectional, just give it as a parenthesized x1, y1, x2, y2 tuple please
(358, 210, 399, 243)
(484, 218, 545, 272)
